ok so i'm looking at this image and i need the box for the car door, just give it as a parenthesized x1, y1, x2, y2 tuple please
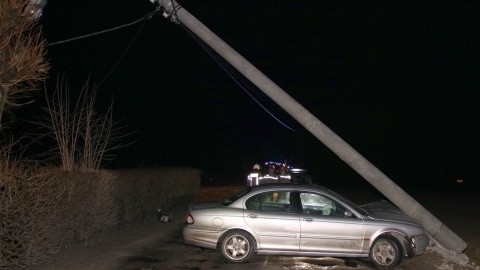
(243, 191, 300, 251)
(298, 192, 365, 253)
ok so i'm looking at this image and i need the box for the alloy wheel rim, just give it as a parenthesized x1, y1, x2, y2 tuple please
(373, 241, 396, 265)
(225, 235, 249, 260)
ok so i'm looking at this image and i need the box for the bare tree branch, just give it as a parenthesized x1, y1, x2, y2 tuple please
(0, 0, 50, 128)
(39, 76, 133, 171)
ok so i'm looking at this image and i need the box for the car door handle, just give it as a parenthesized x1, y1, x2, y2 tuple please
(248, 214, 258, 218)
(303, 217, 313, 222)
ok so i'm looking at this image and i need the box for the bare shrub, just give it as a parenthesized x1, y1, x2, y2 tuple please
(0, 0, 49, 127)
(0, 136, 22, 172)
(40, 76, 131, 171)
(114, 168, 201, 229)
(0, 166, 118, 269)
(51, 169, 118, 243)
(0, 146, 64, 268)
(1, 158, 200, 269)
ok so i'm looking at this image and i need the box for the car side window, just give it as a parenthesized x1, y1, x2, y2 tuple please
(245, 194, 262, 211)
(299, 192, 347, 217)
(245, 192, 292, 213)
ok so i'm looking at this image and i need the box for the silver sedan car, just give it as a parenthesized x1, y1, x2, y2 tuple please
(183, 183, 429, 269)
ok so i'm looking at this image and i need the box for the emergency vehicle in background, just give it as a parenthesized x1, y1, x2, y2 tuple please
(247, 161, 312, 186)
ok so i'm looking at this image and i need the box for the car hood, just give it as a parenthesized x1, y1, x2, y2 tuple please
(361, 200, 416, 224)
(189, 201, 223, 211)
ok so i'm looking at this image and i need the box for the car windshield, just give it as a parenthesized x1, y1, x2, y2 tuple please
(222, 186, 252, 206)
(327, 189, 368, 215)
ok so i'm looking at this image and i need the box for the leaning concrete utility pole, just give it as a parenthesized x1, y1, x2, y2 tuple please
(150, 0, 467, 253)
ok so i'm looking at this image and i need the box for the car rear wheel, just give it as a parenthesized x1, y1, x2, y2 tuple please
(219, 230, 255, 263)
(369, 236, 402, 269)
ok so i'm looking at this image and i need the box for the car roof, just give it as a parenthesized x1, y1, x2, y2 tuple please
(250, 183, 329, 193)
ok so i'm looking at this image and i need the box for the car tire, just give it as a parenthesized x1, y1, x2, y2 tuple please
(219, 230, 255, 263)
(369, 236, 402, 269)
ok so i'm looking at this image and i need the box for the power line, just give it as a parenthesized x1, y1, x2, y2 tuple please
(44, 9, 161, 90)
(45, 9, 160, 47)
(181, 23, 298, 132)
(95, 19, 148, 90)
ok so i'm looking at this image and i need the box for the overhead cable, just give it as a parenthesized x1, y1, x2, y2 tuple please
(45, 9, 160, 47)
(181, 24, 298, 132)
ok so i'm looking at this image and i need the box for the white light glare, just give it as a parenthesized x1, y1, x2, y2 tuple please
(27, 0, 47, 19)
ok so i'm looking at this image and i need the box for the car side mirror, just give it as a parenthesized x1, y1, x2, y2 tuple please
(344, 210, 353, 217)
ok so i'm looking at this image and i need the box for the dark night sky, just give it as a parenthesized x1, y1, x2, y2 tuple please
(28, 1, 480, 188)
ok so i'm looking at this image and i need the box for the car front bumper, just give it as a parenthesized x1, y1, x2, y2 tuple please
(406, 234, 430, 257)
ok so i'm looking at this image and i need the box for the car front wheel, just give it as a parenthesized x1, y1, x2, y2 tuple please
(219, 230, 255, 263)
(369, 236, 402, 269)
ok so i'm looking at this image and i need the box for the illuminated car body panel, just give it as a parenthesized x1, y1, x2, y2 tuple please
(183, 184, 429, 261)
